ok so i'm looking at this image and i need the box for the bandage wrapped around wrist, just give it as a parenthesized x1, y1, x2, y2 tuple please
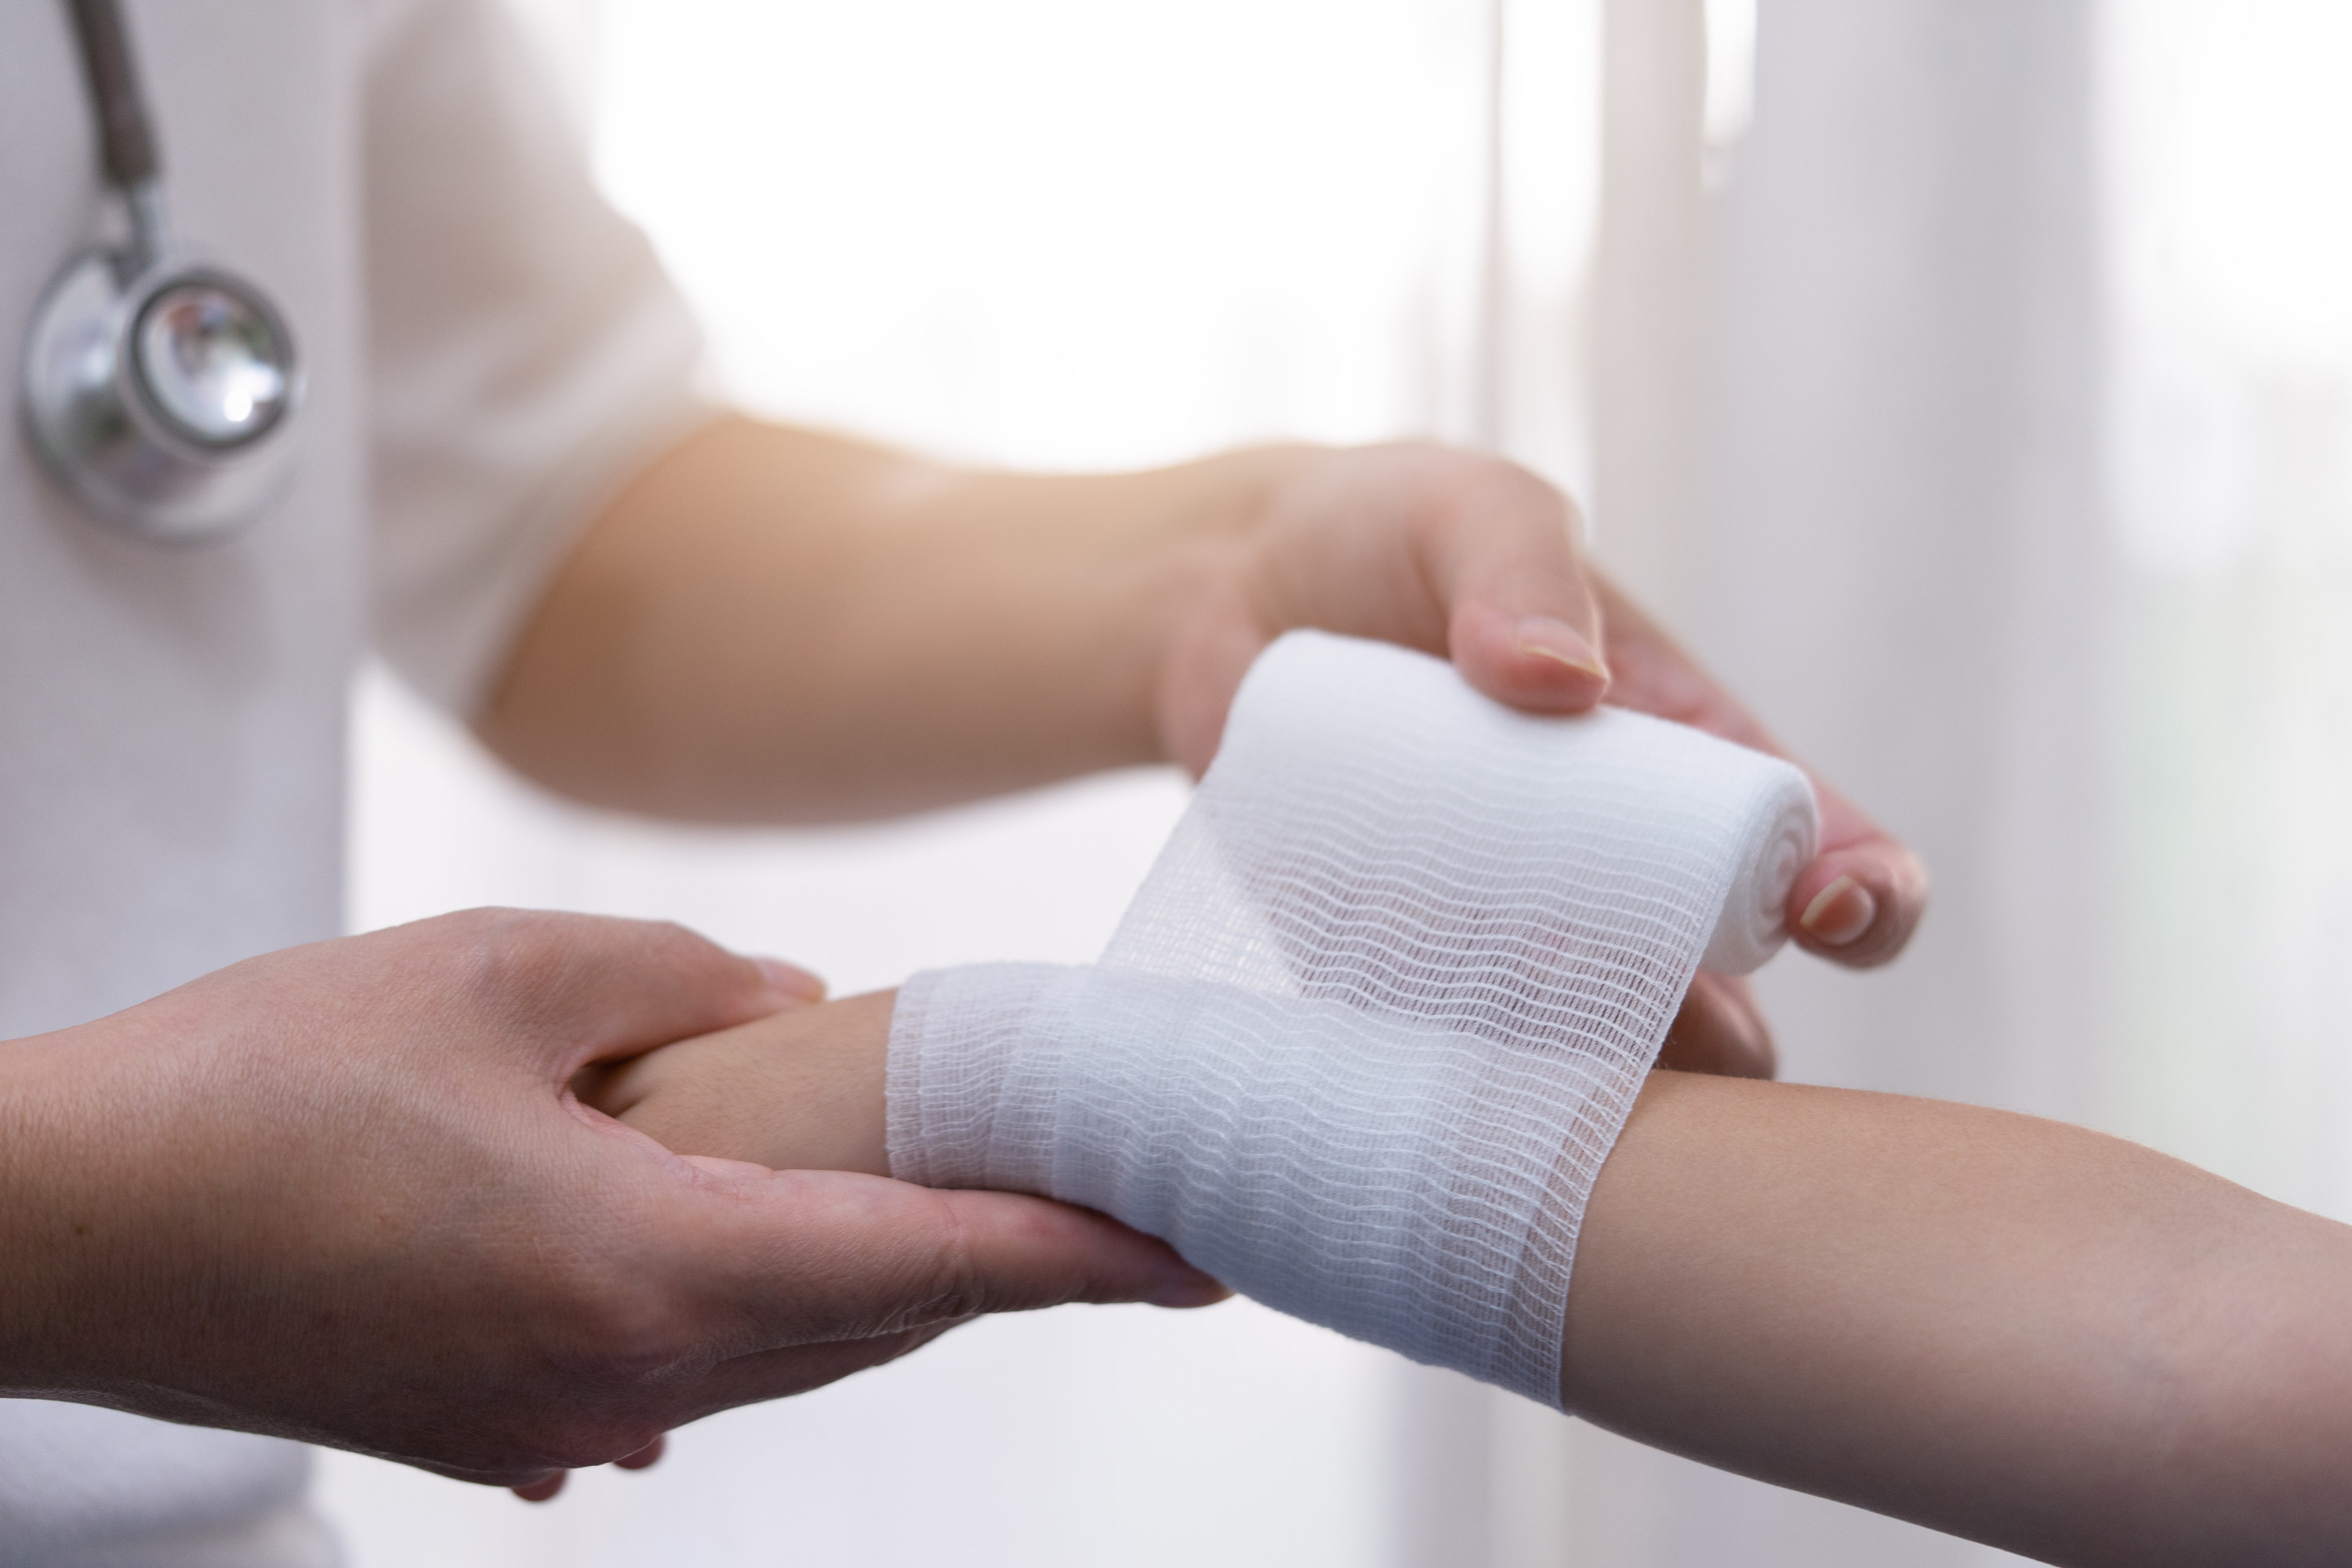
(889, 632, 1817, 1406)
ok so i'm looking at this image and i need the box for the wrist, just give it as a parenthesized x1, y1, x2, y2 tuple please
(591, 989, 898, 1177)
(0, 1026, 118, 1396)
(1138, 443, 1321, 769)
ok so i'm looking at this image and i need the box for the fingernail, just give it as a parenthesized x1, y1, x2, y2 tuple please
(754, 957, 827, 1003)
(1798, 876, 1877, 947)
(1512, 615, 1610, 682)
(1146, 1272, 1232, 1308)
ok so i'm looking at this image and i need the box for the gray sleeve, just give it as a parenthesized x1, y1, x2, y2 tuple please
(361, 0, 721, 717)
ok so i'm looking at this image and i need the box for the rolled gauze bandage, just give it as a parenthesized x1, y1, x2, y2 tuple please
(889, 631, 1817, 1406)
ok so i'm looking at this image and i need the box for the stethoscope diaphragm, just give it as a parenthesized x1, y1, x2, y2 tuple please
(19, 0, 303, 545)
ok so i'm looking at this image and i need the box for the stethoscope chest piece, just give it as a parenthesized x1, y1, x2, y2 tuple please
(22, 245, 303, 545)
(25, 0, 304, 546)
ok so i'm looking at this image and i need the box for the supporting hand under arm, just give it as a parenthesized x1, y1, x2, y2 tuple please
(0, 913, 1218, 1500)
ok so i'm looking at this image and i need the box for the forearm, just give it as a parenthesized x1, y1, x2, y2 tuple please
(597, 998, 2352, 1563)
(0, 1036, 78, 1391)
(1574, 1072, 2352, 1564)
(0, 1029, 181, 1400)
(479, 418, 1302, 822)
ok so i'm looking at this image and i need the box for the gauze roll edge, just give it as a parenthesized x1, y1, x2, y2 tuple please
(888, 633, 1817, 1406)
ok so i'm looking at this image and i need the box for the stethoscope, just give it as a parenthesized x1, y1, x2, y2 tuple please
(20, 0, 302, 545)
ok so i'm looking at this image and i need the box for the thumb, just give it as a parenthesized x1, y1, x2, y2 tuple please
(898, 1185, 1232, 1319)
(619, 1171, 1229, 1425)
(674, 1169, 1227, 1356)
(1420, 462, 1611, 714)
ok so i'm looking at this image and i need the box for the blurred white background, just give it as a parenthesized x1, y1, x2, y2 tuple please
(318, 0, 2352, 1563)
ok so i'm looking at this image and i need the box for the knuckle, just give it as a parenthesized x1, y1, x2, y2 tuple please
(640, 920, 741, 986)
(437, 908, 574, 1005)
(838, 1192, 993, 1335)
(436, 909, 731, 1022)
(557, 1250, 724, 1382)
(555, 1272, 703, 1378)
(900, 1196, 993, 1327)
(1381, 445, 1566, 541)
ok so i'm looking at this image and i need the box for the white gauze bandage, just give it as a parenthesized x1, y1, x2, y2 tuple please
(888, 631, 1817, 1406)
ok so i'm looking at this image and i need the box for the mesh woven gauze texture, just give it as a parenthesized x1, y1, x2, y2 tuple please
(890, 631, 1817, 1406)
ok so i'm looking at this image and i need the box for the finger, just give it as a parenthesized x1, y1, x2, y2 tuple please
(1783, 782, 1930, 968)
(507, 1435, 663, 1505)
(1591, 580, 1928, 968)
(425, 909, 796, 1074)
(1418, 462, 1611, 714)
(753, 957, 828, 1004)
(653, 1171, 1227, 1374)
(909, 1187, 1232, 1313)
(1656, 973, 1777, 1080)
(614, 1436, 666, 1471)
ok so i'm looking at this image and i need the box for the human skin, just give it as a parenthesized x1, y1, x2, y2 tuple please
(0, 422, 1924, 1497)
(0, 913, 1220, 1493)
(472, 420, 1931, 1489)
(482, 421, 1931, 1074)
(589, 991, 2352, 1566)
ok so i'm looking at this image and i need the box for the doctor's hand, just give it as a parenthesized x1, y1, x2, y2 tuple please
(1155, 443, 1928, 1079)
(489, 424, 1922, 1079)
(0, 909, 1221, 1494)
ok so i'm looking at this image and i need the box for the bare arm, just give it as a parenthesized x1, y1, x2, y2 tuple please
(479, 420, 1299, 823)
(587, 995, 2352, 1566)
(479, 419, 1924, 963)
(1574, 1072, 2352, 1566)
(481, 418, 1932, 1075)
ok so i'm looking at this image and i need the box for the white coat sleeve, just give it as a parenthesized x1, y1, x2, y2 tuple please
(361, 0, 719, 717)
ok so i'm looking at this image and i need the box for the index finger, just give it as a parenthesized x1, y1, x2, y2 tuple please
(404, 908, 800, 1076)
(1591, 579, 1929, 968)
(1421, 460, 1614, 714)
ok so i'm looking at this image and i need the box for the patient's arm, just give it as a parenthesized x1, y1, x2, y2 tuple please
(1577, 1073, 2352, 1565)
(585, 996, 2352, 1566)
